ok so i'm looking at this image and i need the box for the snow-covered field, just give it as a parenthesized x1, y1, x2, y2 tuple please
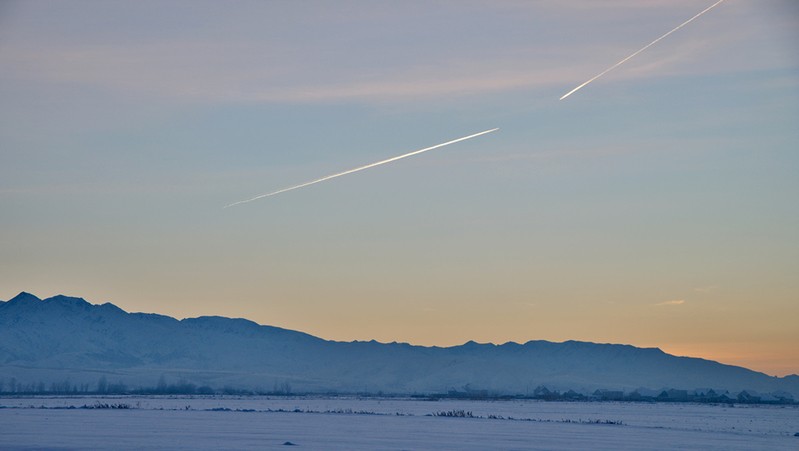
(1, 396, 797, 450)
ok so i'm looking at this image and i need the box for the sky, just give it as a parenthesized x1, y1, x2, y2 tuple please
(1, 0, 797, 376)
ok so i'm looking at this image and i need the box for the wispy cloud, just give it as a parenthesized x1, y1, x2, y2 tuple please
(0, 43, 586, 104)
(693, 285, 718, 293)
(1, 0, 778, 106)
(467, 144, 636, 164)
(654, 299, 685, 306)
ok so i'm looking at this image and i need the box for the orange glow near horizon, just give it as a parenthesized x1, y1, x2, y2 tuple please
(2, 1, 797, 387)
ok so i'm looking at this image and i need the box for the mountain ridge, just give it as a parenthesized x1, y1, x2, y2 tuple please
(1, 292, 796, 398)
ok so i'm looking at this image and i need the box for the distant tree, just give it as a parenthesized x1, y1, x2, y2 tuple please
(157, 375, 167, 393)
(172, 380, 196, 394)
(108, 380, 127, 393)
(97, 376, 108, 393)
(272, 381, 293, 395)
(196, 386, 214, 395)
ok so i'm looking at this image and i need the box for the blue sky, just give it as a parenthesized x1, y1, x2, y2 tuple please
(1, 0, 797, 375)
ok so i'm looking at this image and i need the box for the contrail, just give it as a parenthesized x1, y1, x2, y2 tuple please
(225, 128, 499, 207)
(560, 0, 727, 100)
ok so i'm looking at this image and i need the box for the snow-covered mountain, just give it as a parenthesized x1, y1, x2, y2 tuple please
(1, 292, 797, 397)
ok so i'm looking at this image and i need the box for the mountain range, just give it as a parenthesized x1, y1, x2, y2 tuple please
(1, 292, 797, 398)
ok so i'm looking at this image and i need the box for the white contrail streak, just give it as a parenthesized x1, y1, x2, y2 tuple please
(224, 128, 499, 207)
(560, 0, 727, 100)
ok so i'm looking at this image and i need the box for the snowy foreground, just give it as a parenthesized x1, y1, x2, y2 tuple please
(1, 396, 797, 450)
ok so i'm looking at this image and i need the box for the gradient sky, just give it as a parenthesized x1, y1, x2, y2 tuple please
(1, 0, 797, 376)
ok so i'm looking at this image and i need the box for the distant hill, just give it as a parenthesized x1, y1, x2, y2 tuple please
(1, 292, 797, 398)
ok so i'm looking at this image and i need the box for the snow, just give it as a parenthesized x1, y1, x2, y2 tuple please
(1, 396, 796, 450)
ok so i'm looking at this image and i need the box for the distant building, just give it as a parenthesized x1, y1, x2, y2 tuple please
(737, 391, 761, 403)
(657, 389, 689, 401)
(593, 389, 624, 401)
